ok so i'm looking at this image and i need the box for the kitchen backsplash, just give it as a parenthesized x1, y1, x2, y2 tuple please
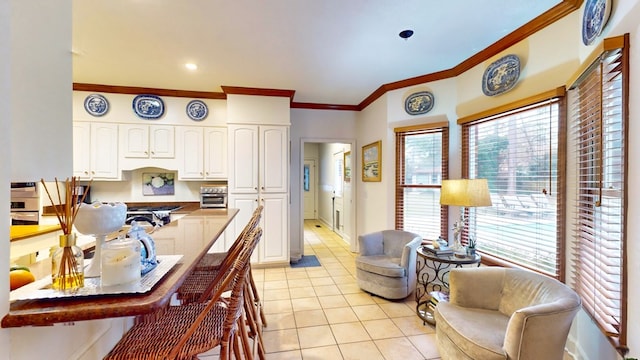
(66, 167, 209, 205)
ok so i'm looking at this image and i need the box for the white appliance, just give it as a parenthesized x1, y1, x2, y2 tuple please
(10, 182, 40, 225)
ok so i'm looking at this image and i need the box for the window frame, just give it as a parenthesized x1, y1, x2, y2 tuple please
(458, 88, 567, 280)
(567, 34, 629, 355)
(395, 122, 449, 238)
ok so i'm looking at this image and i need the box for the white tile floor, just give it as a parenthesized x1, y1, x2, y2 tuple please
(199, 220, 441, 360)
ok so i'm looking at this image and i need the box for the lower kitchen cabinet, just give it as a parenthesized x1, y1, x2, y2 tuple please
(228, 193, 289, 265)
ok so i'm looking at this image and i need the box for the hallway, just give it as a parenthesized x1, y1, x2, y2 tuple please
(200, 219, 441, 359)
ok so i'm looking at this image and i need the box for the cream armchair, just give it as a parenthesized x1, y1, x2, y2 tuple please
(355, 230, 422, 300)
(435, 267, 581, 360)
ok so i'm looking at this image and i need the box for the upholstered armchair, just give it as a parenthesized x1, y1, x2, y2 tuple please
(355, 230, 422, 300)
(435, 267, 581, 360)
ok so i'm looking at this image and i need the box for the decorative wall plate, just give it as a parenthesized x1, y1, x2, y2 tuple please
(132, 94, 165, 119)
(482, 54, 521, 96)
(83, 93, 109, 117)
(186, 99, 208, 121)
(582, 0, 612, 46)
(404, 91, 435, 115)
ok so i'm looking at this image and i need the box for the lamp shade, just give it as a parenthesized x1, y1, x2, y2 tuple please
(440, 179, 492, 207)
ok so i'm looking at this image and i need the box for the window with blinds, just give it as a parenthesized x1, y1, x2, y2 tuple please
(568, 35, 628, 354)
(395, 123, 449, 239)
(461, 92, 565, 279)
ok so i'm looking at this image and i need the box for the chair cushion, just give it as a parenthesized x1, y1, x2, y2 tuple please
(355, 255, 404, 277)
(436, 302, 508, 360)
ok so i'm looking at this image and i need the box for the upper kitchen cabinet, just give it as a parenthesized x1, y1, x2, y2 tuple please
(119, 124, 176, 171)
(228, 124, 288, 193)
(176, 126, 227, 180)
(73, 122, 120, 180)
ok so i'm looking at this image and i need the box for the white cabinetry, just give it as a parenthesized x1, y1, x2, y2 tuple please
(169, 217, 227, 256)
(176, 126, 227, 180)
(73, 122, 120, 180)
(119, 124, 176, 170)
(228, 124, 289, 265)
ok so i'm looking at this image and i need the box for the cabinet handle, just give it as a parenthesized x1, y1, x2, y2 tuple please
(200, 172, 203, 175)
(91, 171, 95, 175)
(151, 151, 155, 155)
(261, 186, 265, 190)
(145, 151, 148, 155)
(84, 171, 89, 175)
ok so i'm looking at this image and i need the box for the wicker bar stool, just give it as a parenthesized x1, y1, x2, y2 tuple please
(177, 206, 266, 326)
(104, 227, 263, 360)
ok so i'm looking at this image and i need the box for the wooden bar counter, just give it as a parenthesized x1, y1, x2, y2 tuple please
(2, 208, 238, 328)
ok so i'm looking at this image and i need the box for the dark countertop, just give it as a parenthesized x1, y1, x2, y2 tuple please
(3, 208, 238, 328)
(42, 201, 202, 216)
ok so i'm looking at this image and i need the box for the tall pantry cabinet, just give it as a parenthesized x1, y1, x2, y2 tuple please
(226, 94, 290, 266)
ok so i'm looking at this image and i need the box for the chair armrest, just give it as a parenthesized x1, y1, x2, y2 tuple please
(448, 267, 505, 310)
(358, 232, 384, 256)
(503, 300, 581, 359)
(400, 236, 423, 269)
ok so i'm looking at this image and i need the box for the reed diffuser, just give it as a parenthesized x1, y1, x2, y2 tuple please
(41, 177, 91, 291)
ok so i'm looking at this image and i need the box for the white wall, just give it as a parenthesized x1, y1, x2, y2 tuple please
(10, 1, 73, 182)
(2, 2, 133, 359)
(1, 0, 11, 353)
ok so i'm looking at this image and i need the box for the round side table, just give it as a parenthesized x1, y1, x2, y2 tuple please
(415, 246, 481, 325)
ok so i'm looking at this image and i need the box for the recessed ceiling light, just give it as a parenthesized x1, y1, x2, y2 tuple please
(185, 63, 198, 70)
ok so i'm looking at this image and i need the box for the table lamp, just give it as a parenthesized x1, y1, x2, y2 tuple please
(440, 179, 492, 252)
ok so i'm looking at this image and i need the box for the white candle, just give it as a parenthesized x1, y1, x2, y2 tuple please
(101, 238, 141, 287)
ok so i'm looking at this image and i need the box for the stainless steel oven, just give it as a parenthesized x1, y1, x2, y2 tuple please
(200, 184, 228, 208)
(10, 182, 40, 225)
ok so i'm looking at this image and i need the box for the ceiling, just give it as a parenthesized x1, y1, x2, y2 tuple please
(72, 0, 575, 107)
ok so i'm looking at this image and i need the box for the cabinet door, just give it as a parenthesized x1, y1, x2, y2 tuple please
(150, 125, 175, 158)
(72, 122, 92, 179)
(204, 127, 227, 179)
(259, 193, 289, 264)
(204, 219, 227, 253)
(260, 125, 288, 193)
(180, 218, 205, 261)
(90, 123, 119, 179)
(227, 194, 259, 262)
(176, 126, 204, 179)
(229, 125, 259, 193)
(120, 124, 149, 158)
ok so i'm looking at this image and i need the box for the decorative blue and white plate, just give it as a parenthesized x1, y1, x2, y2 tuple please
(83, 93, 109, 117)
(482, 54, 521, 97)
(186, 100, 208, 121)
(132, 95, 164, 119)
(582, 0, 612, 46)
(404, 91, 435, 115)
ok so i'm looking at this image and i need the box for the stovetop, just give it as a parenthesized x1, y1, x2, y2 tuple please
(126, 205, 182, 214)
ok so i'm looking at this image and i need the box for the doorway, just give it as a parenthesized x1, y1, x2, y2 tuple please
(301, 140, 356, 253)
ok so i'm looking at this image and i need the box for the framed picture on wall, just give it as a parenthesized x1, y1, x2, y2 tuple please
(344, 151, 351, 182)
(362, 140, 381, 182)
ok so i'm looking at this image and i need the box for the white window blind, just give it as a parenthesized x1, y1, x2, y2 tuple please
(462, 97, 564, 278)
(569, 36, 628, 354)
(395, 123, 449, 239)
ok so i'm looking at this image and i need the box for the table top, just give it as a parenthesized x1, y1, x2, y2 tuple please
(10, 225, 61, 242)
(416, 245, 481, 265)
(2, 208, 238, 328)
